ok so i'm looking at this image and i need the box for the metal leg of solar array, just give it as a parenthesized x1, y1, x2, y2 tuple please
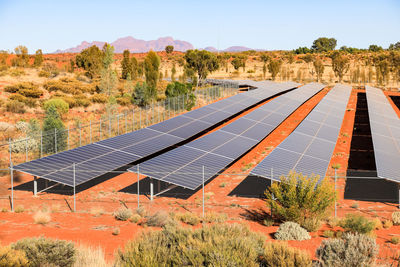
(33, 176, 37, 196)
(10, 161, 14, 212)
(150, 178, 153, 201)
(155, 184, 177, 197)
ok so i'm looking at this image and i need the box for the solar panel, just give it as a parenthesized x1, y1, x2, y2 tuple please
(127, 83, 325, 190)
(250, 84, 351, 182)
(366, 86, 400, 183)
(14, 81, 299, 187)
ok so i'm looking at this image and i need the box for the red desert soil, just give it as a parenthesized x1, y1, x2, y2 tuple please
(1, 87, 400, 263)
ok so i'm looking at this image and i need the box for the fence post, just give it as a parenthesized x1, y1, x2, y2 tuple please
(40, 131, 43, 158)
(89, 120, 92, 143)
(334, 169, 337, 218)
(25, 138, 28, 162)
(270, 168, 274, 216)
(73, 163, 76, 212)
(55, 128, 57, 153)
(10, 161, 14, 212)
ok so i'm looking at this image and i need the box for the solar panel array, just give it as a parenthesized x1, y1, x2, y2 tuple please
(251, 84, 351, 181)
(14, 81, 299, 187)
(366, 86, 400, 183)
(127, 83, 325, 190)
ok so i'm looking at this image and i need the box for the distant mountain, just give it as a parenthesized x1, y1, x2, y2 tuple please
(55, 36, 194, 53)
(54, 36, 258, 54)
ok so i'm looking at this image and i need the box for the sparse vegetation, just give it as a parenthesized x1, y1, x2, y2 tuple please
(392, 211, 400, 225)
(175, 212, 200, 226)
(275, 222, 311, 241)
(0, 245, 29, 267)
(33, 210, 51, 225)
(260, 242, 312, 267)
(339, 214, 375, 235)
(316, 233, 378, 267)
(113, 207, 133, 221)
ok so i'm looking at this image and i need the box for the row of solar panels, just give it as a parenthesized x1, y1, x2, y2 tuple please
(128, 83, 325, 189)
(366, 86, 400, 183)
(14, 81, 299, 187)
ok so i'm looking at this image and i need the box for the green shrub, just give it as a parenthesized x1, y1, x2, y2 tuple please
(175, 212, 200, 226)
(0, 245, 29, 267)
(129, 214, 141, 223)
(43, 98, 69, 115)
(323, 230, 336, 238)
(339, 214, 375, 235)
(116, 223, 265, 266)
(383, 219, 393, 229)
(12, 237, 76, 267)
(116, 96, 132, 106)
(275, 222, 311, 241)
(91, 93, 108, 103)
(113, 208, 133, 221)
(4, 82, 42, 98)
(6, 100, 26, 113)
(391, 236, 400, 245)
(265, 171, 336, 227)
(260, 242, 312, 267)
(9, 94, 37, 108)
(18, 87, 43, 98)
(392, 211, 400, 225)
(263, 218, 274, 227)
(4, 84, 19, 93)
(43, 78, 95, 95)
(316, 233, 378, 267)
(75, 97, 91, 107)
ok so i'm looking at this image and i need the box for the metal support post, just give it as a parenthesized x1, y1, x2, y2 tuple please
(33, 176, 37, 196)
(89, 120, 92, 143)
(150, 178, 154, 201)
(202, 166, 205, 217)
(55, 128, 57, 153)
(270, 168, 274, 216)
(10, 161, 14, 212)
(73, 163, 76, 212)
(334, 169, 337, 217)
(137, 165, 140, 208)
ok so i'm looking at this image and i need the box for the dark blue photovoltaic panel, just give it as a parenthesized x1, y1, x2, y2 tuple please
(128, 83, 325, 189)
(15, 80, 300, 187)
(251, 84, 351, 181)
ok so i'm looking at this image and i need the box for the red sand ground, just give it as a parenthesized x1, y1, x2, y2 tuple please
(1, 86, 400, 264)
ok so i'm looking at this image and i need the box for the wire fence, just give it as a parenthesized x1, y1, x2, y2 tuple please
(0, 82, 239, 173)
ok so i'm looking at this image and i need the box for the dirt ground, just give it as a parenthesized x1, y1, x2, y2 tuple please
(1, 86, 400, 264)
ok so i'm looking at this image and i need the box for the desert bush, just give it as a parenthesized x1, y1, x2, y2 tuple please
(72, 245, 110, 267)
(383, 219, 393, 229)
(263, 218, 274, 227)
(43, 98, 69, 115)
(392, 211, 400, 225)
(113, 208, 133, 221)
(129, 214, 141, 223)
(275, 222, 311, 241)
(12, 237, 76, 267)
(9, 94, 38, 108)
(301, 217, 322, 232)
(144, 211, 171, 227)
(5, 82, 42, 98)
(14, 205, 24, 213)
(10, 137, 38, 154)
(91, 93, 108, 103)
(391, 236, 400, 245)
(339, 214, 375, 235)
(203, 212, 228, 223)
(5, 100, 26, 113)
(175, 212, 200, 226)
(323, 230, 336, 238)
(372, 218, 382, 230)
(43, 78, 95, 95)
(75, 97, 91, 107)
(0, 245, 29, 267)
(33, 210, 51, 225)
(260, 242, 312, 267)
(112, 228, 120, 236)
(38, 70, 50, 77)
(116, 223, 265, 266)
(265, 171, 335, 228)
(136, 206, 146, 217)
(316, 232, 378, 267)
(116, 96, 132, 106)
(8, 69, 25, 77)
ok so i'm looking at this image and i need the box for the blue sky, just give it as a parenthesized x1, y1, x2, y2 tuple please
(0, 0, 399, 53)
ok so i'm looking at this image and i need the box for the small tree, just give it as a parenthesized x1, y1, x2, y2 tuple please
(131, 56, 138, 80)
(165, 45, 174, 54)
(99, 44, 117, 95)
(171, 64, 176, 82)
(33, 49, 44, 67)
(311, 37, 337, 53)
(265, 171, 336, 227)
(184, 49, 219, 86)
(231, 57, 244, 71)
(313, 58, 325, 82)
(260, 54, 270, 79)
(268, 59, 283, 80)
(43, 99, 69, 116)
(369, 44, 383, 52)
(42, 106, 67, 153)
(144, 50, 160, 98)
(133, 82, 150, 107)
(331, 52, 350, 82)
(75, 45, 104, 78)
(121, 49, 132, 79)
(13, 45, 29, 67)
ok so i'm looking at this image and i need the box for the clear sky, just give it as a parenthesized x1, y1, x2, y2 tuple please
(0, 0, 399, 53)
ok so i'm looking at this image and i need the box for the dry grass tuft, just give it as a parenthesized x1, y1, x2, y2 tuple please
(33, 210, 51, 225)
(73, 245, 111, 267)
